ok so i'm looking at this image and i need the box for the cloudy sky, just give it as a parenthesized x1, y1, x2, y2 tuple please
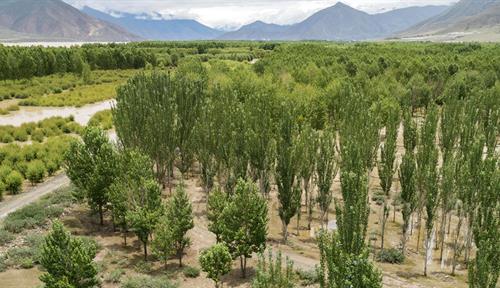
(65, 0, 457, 29)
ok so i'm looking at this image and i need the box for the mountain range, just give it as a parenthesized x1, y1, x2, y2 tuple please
(0, 0, 139, 42)
(0, 0, 499, 42)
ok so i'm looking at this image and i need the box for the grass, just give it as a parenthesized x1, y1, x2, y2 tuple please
(88, 110, 113, 130)
(121, 275, 178, 288)
(2, 187, 74, 233)
(0, 69, 137, 107)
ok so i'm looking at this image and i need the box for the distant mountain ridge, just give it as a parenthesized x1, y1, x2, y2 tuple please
(402, 0, 500, 36)
(218, 2, 449, 41)
(82, 6, 223, 40)
(0, 0, 139, 42)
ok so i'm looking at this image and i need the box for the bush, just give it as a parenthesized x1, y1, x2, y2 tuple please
(133, 260, 153, 274)
(0, 229, 15, 245)
(183, 266, 200, 278)
(13, 129, 28, 142)
(376, 248, 405, 264)
(3, 187, 73, 233)
(105, 268, 125, 283)
(31, 129, 45, 142)
(296, 268, 319, 285)
(371, 190, 385, 206)
(0, 180, 4, 200)
(121, 275, 177, 288)
(5, 170, 23, 195)
(26, 160, 46, 185)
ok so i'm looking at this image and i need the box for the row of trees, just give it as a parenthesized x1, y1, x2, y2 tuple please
(0, 45, 156, 80)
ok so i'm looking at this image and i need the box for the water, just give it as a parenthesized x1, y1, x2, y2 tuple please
(0, 100, 114, 126)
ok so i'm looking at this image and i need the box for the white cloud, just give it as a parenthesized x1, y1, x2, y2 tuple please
(65, 0, 457, 29)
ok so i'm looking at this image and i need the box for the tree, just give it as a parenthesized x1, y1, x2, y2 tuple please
(5, 170, 23, 195)
(199, 243, 233, 288)
(296, 124, 318, 230)
(219, 179, 268, 278)
(378, 107, 399, 250)
(26, 160, 46, 185)
(252, 250, 295, 288)
(165, 184, 194, 267)
(40, 221, 99, 288)
(126, 180, 164, 261)
(399, 153, 417, 255)
(468, 157, 499, 288)
(65, 127, 117, 225)
(275, 103, 301, 243)
(152, 214, 174, 269)
(315, 129, 338, 227)
(113, 72, 177, 185)
(317, 231, 382, 288)
(207, 188, 228, 242)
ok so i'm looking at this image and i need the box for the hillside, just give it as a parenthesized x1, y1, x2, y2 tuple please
(402, 0, 500, 37)
(0, 0, 139, 42)
(219, 2, 448, 41)
(82, 6, 223, 40)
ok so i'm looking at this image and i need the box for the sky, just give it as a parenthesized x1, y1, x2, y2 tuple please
(65, 0, 457, 29)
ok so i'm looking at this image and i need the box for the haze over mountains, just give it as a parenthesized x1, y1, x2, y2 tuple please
(0, 0, 499, 42)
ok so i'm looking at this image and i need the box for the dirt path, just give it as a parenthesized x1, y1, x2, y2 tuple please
(0, 173, 70, 219)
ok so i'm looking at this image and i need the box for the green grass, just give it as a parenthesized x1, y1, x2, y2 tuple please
(0, 116, 82, 144)
(2, 187, 74, 233)
(88, 110, 113, 130)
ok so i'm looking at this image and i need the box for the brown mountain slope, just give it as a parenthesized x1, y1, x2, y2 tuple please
(0, 0, 140, 42)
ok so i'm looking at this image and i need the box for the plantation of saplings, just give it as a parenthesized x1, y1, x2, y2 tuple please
(0, 42, 498, 288)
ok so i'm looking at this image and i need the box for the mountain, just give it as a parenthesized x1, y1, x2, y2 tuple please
(0, 0, 140, 42)
(218, 21, 289, 40)
(402, 0, 500, 36)
(218, 2, 448, 41)
(82, 6, 223, 40)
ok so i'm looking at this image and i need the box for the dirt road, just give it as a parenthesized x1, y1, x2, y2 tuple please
(0, 173, 70, 219)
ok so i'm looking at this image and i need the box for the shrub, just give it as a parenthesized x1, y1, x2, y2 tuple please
(26, 160, 46, 185)
(296, 268, 319, 286)
(5, 170, 23, 195)
(0, 229, 15, 245)
(133, 260, 153, 274)
(252, 250, 295, 288)
(0, 180, 5, 200)
(376, 248, 405, 264)
(13, 129, 28, 142)
(31, 129, 45, 142)
(105, 268, 125, 283)
(371, 190, 385, 206)
(183, 266, 200, 278)
(121, 275, 177, 288)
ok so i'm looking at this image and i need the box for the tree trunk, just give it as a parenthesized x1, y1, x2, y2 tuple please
(179, 250, 183, 267)
(424, 235, 429, 276)
(447, 213, 452, 235)
(99, 204, 104, 226)
(451, 216, 463, 276)
(240, 256, 247, 278)
(144, 243, 148, 261)
(282, 221, 288, 243)
(123, 229, 127, 246)
(416, 212, 422, 253)
(464, 216, 473, 265)
(381, 202, 387, 250)
(439, 211, 447, 260)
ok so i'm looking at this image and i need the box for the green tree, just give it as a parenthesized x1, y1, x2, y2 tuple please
(207, 188, 228, 242)
(275, 103, 301, 243)
(26, 160, 46, 185)
(5, 170, 23, 195)
(64, 127, 117, 225)
(399, 153, 417, 255)
(219, 179, 268, 278)
(152, 214, 174, 269)
(315, 129, 338, 227)
(126, 180, 163, 261)
(252, 250, 295, 288)
(199, 243, 233, 288)
(165, 184, 194, 267)
(40, 221, 99, 288)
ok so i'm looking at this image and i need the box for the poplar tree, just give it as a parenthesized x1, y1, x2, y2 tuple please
(315, 129, 338, 227)
(65, 126, 117, 226)
(275, 103, 301, 243)
(399, 153, 417, 255)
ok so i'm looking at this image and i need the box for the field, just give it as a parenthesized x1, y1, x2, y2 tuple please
(0, 41, 498, 288)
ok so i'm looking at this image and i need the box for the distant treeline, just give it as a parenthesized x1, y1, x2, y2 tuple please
(0, 44, 157, 80)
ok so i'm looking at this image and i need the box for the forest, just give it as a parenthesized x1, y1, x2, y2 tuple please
(0, 41, 498, 288)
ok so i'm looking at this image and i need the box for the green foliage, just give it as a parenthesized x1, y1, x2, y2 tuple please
(218, 179, 269, 277)
(2, 187, 73, 233)
(376, 248, 405, 264)
(88, 110, 113, 130)
(65, 126, 117, 225)
(40, 221, 99, 288)
(25, 159, 46, 185)
(105, 268, 125, 283)
(206, 188, 228, 242)
(199, 243, 232, 288)
(252, 250, 295, 288)
(317, 231, 382, 288)
(315, 128, 338, 225)
(0, 229, 15, 245)
(163, 184, 194, 267)
(120, 275, 177, 288)
(183, 266, 200, 278)
(4, 170, 23, 195)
